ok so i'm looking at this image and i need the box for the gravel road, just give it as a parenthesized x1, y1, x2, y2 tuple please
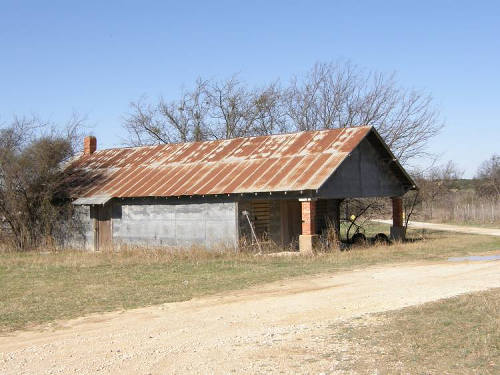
(1, 260, 499, 374)
(373, 219, 500, 236)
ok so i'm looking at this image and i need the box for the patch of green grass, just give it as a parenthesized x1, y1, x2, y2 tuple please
(0, 231, 499, 333)
(339, 221, 391, 239)
(328, 288, 499, 374)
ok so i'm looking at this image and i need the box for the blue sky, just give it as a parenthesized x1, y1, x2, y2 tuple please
(1, 0, 498, 177)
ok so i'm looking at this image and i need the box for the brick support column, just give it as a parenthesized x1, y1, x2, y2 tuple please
(301, 200, 316, 235)
(390, 196, 405, 241)
(299, 199, 318, 253)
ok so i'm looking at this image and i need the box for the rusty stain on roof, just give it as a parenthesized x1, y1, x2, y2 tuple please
(66, 126, 372, 199)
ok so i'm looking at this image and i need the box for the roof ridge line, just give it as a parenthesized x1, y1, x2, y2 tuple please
(90, 125, 373, 153)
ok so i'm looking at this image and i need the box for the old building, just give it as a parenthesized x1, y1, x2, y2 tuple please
(66, 126, 415, 252)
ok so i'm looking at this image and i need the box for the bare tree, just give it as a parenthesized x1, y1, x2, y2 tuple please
(0, 116, 84, 250)
(250, 82, 287, 136)
(123, 99, 171, 145)
(284, 62, 442, 164)
(476, 154, 500, 198)
(203, 77, 287, 139)
(411, 161, 463, 220)
(124, 77, 287, 144)
(124, 80, 209, 145)
(285, 62, 358, 131)
(203, 76, 256, 139)
(124, 61, 442, 167)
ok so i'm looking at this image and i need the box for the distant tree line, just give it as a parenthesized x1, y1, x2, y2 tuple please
(406, 155, 500, 224)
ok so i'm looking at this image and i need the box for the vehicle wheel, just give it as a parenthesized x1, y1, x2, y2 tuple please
(373, 232, 390, 245)
(351, 232, 367, 245)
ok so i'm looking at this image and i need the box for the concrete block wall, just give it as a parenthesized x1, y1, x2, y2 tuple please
(111, 199, 238, 249)
(68, 205, 94, 250)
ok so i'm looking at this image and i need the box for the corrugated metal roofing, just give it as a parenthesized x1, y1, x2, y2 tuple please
(66, 126, 372, 200)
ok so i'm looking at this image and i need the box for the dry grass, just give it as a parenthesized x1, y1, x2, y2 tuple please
(0, 229, 499, 333)
(324, 288, 499, 374)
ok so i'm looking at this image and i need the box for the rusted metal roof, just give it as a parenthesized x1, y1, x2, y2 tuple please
(66, 126, 373, 200)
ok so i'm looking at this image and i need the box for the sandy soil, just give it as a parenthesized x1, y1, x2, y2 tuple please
(1, 260, 499, 374)
(373, 219, 500, 236)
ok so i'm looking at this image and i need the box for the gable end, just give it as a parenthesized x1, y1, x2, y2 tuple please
(317, 129, 415, 199)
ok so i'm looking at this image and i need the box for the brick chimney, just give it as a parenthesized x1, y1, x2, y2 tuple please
(84, 136, 97, 155)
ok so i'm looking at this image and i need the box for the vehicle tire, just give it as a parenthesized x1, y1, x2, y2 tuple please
(373, 232, 390, 245)
(351, 232, 367, 245)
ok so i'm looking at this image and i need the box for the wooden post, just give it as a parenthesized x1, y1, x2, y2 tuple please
(392, 196, 403, 227)
(390, 196, 405, 241)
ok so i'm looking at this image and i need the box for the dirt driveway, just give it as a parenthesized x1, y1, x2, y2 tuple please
(373, 219, 500, 236)
(1, 260, 499, 374)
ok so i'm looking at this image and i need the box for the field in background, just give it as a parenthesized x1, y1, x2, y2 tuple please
(416, 190, 500, 226)
(1, 227, 499, 333)
(322, 288, 499, 374)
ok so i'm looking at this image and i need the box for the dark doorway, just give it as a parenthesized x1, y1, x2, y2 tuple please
(280, 200, 302, 247)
